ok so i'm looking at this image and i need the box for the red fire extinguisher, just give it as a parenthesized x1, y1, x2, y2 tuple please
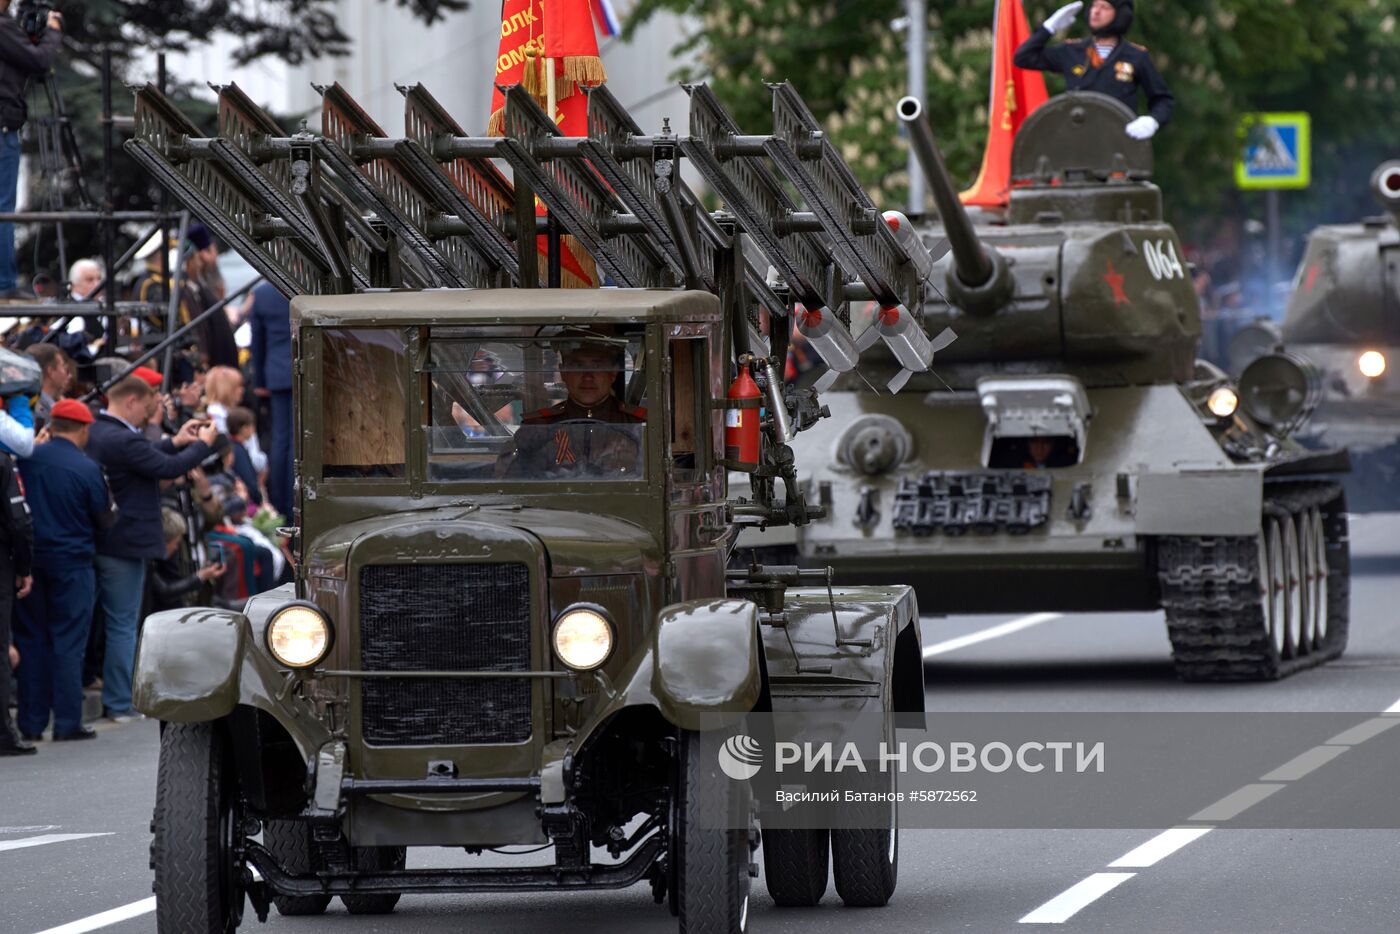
(725, 365, 762, 470)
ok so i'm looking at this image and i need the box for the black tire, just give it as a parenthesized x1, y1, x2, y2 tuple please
(831, 783, 898, 907)
(340, 846, 406, 915)
(262, 820, 331, 917)
(762, 828, 829, 906)
(676, 730, 752, 934)
(151, 721, 242, 934)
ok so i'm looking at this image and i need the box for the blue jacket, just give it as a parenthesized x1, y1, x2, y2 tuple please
(249, 282, 293, 393)
(18, 437, 114, 568)
(87, 414, 214, 559)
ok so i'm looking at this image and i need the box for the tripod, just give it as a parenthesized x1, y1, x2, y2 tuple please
(28, 69, 94, 287)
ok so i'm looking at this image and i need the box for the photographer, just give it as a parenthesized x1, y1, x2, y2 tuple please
(0, 1, 61, 299)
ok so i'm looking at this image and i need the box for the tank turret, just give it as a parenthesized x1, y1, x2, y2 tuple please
(1278, 159, 1400, 510)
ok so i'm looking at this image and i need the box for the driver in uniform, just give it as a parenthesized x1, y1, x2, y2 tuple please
(498, 340, 645, 477)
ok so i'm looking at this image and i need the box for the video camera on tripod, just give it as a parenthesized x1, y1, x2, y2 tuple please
(15, 1, 57, 44)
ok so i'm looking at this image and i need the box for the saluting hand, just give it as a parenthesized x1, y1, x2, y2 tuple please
(1043, 1, 1083, 33)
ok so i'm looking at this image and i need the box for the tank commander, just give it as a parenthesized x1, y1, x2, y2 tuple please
(497, 340, 645, 477)
(1014, 0, 1173, 141)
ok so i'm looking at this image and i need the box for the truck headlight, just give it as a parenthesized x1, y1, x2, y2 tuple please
(266, 605, 333, 669)
(552, 605, 614, 671)
(1358, 350, 1386, 379)
(1206, 386, 1239, 418)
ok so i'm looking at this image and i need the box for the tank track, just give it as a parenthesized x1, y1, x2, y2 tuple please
(1157, 481, 1350, 682)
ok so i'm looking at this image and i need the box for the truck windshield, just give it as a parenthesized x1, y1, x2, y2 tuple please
(423, 326, 648, 482)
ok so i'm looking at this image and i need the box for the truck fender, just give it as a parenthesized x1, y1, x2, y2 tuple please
(133, 607, 247, 722)
(595, 598, 764, 733)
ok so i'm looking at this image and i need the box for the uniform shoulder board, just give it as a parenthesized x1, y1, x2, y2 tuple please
(532, 403, 565, 419)
(623, 405, 647, 420)
(1131, 42, 1148, 51)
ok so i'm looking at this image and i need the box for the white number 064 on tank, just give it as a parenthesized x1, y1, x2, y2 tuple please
(1143, 239, 1186, 281)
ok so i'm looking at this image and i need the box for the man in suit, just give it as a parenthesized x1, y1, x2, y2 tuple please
(86, 376, 223, 721)
(248, 281, 294, 518)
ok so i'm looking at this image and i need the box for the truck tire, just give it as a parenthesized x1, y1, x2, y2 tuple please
(262, 820, 331, 916)
(831, 781, 898, 907)
(151, 721, 242, 933)
(676, 730, 752, 934)
(340, 846, 406, 914)
(762, 828, 829, 906)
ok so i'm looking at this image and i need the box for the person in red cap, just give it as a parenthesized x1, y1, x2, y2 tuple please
(13, 398, 115, 742)
(132, 366, 163, 388)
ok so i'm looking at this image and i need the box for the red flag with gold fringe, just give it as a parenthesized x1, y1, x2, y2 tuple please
(960, 0, 1048, 207)
(486, 0, 602, 288)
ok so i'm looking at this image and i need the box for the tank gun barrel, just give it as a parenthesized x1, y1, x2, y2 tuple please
(1372, 161, 1400, 226)
(895, 96, 1013, 315)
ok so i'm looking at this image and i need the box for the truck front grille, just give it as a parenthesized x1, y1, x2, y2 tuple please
(358, 563, 532, 745)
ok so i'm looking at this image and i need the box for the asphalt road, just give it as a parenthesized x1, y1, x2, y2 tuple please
(5, 512, 1399, 934)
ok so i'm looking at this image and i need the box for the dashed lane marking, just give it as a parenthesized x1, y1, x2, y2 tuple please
(0, 833, 112, 853)
(31, 897, 155, 934)
(1019, 872, 1136, 924)
(922, 613, 1062, 659)
(1327, 716, 1400, 745)
(1189, 783, 1286, 823)
(1259, 745, 1349, 782)
(1106, 827, 1214, 869)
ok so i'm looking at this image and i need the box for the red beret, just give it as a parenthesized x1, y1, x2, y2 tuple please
(132, 367, 164, 388)
(50, 399, 94, 424)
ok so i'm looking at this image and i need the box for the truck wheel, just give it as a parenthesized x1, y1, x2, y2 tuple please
(340, 846, 407, 914)
(831, 794, 898, 907)
(763, 828, 829, 906)
(262, 820, 331, 916)
(676, 730, 752, 934)
(151, 722, 243, 933)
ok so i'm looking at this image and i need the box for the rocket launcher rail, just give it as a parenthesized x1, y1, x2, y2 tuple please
(128, 78, 954, 388)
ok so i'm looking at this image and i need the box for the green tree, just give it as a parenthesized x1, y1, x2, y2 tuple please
(626, 0, 1400, 244)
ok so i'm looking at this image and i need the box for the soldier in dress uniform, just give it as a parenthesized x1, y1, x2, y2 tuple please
(1015, 0, 1173, 140)
(499, 340, 645, 477)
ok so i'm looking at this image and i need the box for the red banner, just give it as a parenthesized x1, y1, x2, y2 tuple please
(960, 0, 1048, 208)
(488, 0, 546, 136)
(544, 0, 607, 91)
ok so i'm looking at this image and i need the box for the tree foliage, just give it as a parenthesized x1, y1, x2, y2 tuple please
(626, 0, 1400, 239)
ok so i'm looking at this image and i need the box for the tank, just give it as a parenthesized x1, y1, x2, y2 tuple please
(1278, 161, 1400, 511)
(741, 91, 1352, 681)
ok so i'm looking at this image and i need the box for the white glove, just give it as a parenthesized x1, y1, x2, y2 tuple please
(1125, 116, 1160, 140)
(1042, 1, 1083, 33)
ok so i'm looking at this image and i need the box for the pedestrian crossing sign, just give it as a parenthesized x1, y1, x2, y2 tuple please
(1235, 113, 1311, 190)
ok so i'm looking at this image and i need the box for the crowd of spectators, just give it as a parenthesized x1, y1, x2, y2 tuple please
(0, 228, 294, 754)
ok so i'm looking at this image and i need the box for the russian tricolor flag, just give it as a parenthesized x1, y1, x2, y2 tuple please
(590, 0, 621, 36)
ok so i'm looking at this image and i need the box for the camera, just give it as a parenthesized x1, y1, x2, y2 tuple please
(15, 1, 53, 44)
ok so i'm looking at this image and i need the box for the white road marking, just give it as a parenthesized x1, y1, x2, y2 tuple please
(0, 833, 111, 853)
(1384, 695, 1400, 715)
(922, 612, 1062, 659)
(1019, 872, 1135, 924)
(0, 825, 60, 834)
(31, 898, 155, 934)
(1190, 783, 1286, 822)
(1107, 827, 1214, 868)
(1326, 716, 1400, 745)
(1260, 745, 1348, 782)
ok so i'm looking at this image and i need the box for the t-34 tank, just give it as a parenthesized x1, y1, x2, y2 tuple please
(1279, 161, 1400, 511)
(746, 91, 1352, 681)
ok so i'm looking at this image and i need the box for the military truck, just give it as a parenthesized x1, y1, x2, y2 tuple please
(743, 92, 1351, 682)
(127, 81, 927, 932)
(1278, 160, 1400, 511)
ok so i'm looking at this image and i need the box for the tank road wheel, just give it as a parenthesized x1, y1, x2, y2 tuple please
(762, 828, 830, 907)
(151, 722, 243, 934)
(830, 791, 898, 908)
(340, 846, 407, 914)
(262, 821, 331, 916)
(676, 731, 753, 934)
(1159, 482, 1349, 681)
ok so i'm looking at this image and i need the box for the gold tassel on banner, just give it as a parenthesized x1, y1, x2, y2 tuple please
(521, 46, 546, 96)
(561, 56, 606, 88)
(537, 234, 601, 289)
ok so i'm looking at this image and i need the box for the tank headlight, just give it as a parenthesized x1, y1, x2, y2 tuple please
(552, 605, 614, 671)
(266, 605, 333, 669)
(1206, 386, 1239, 419)
(1238, 352, 1321, 429)
(1358, 350, 1386, 379)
